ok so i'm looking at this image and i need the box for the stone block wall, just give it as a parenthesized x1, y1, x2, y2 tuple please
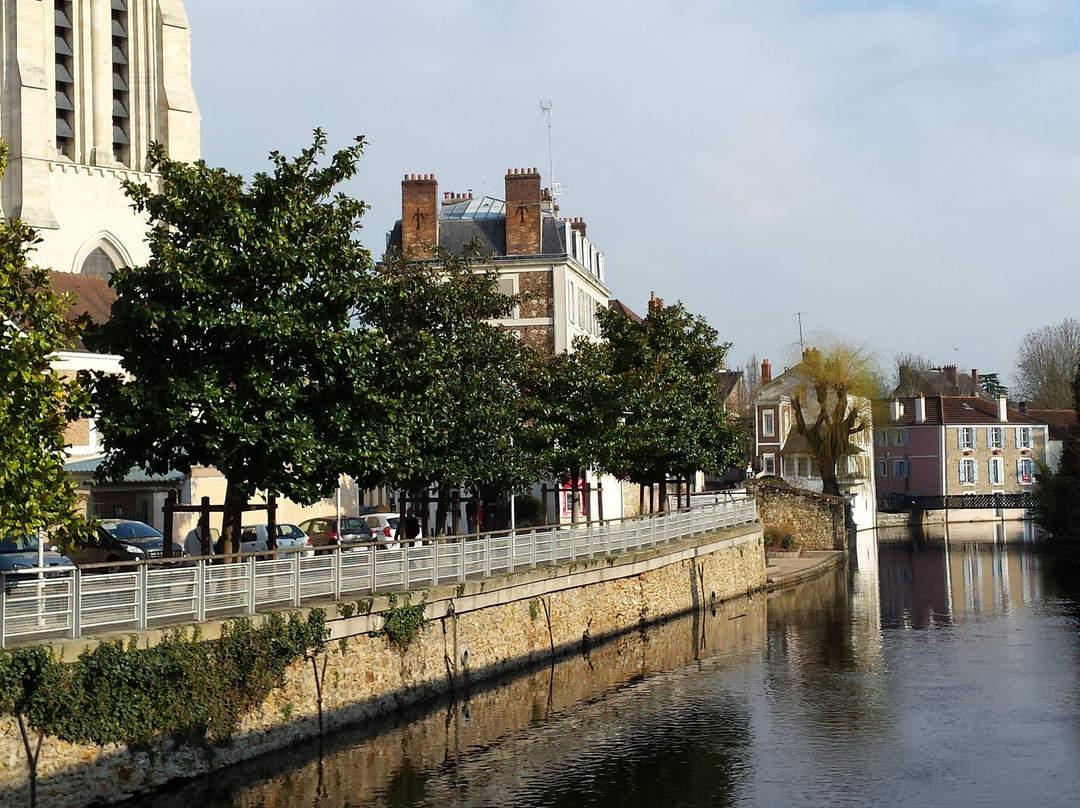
(0, 524, 764, 808)
(746, 480, 846, 550)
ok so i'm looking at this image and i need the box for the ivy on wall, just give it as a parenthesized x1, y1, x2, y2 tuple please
(0, 611, 326, 806)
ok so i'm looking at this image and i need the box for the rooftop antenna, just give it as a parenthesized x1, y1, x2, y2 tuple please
(540, 100, 562, 197)
(796, 312, 806, 353)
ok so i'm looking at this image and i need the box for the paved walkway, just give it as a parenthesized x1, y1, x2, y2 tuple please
(764, 549, 847, 591)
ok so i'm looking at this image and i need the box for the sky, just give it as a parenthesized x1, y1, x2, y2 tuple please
(183, 0, 1080, 386)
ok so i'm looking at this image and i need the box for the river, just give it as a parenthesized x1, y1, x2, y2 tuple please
(131, 522, 1080, 808)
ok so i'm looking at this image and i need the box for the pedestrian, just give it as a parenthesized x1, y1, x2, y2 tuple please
(396, 507, 423, 546)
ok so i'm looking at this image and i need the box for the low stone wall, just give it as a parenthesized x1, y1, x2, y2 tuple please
(0, 523, 764, 808)
(746, 481, 846, 550)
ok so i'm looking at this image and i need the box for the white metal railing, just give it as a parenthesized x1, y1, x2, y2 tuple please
(0, 495, 756, 647)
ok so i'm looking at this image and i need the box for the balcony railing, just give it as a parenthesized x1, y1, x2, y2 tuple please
(0, 496, 756, 648)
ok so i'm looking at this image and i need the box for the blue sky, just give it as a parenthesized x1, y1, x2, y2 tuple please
(184, 0, 1080, 386)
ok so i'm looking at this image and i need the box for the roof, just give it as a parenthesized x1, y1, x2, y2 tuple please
(50, 272, 115, 326)
(889, 396, 1047, 426)
(713, 369, 742, 401)
(64, 455, 185, 484)
(608, 298, 643, 322)
(1027, 408, 1077, 441)
(49, 272, 116, 350)
(386, 201, 570, 259)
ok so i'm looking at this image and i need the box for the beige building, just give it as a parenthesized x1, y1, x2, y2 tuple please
(2, 0, 199, 276)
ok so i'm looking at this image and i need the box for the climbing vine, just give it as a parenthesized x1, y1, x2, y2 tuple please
(375, 592, 428, 650)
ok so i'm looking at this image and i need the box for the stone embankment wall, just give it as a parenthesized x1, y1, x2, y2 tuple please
(746, 480, 846, 550)
(0, 523, 763, 808)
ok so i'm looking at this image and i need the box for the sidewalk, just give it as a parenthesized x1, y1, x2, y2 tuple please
(764, 550, 847, 591)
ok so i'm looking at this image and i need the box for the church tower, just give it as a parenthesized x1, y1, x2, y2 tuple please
(1, 0, 199, 276)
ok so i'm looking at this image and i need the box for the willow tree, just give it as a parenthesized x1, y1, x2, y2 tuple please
(0, 142, 90, 546)
(87, 132, 381, 551)
(790, 343, 882, 497)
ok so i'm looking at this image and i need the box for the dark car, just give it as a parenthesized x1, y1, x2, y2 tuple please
(66, 519, 184, 571)
(0, 534, 75, 591)
(297, 516, 374, 551)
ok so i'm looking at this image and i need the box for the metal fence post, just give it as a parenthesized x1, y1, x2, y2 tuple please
(433, 539, 440, 587)
(404, 545, 411, 592)
(370, 548, 378, 595)
(459, 537, 466, 584)
(196, 561, 206, 623)
(484, 534, 491, 578)
(70, 570, 80, 639)
(333, 549, 341, 601)
(293, 552, 302, 607)
(247, 556, 257, 614)
(1, 578, 7, 647)
(137, 564, 148, 630)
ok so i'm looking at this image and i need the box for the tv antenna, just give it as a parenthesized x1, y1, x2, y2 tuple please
(795, 312, 806, 353)
(540, 100, 562, 196)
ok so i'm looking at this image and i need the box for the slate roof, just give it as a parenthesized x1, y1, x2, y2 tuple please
(386, 196, 570, 259)
(49, 272, 115, 326)
(889, 396, 1046, 426)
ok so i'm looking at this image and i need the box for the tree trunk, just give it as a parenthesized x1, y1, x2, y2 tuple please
(222, 480, 247, 559)
(435, 483, 450, 537)
(820, 462, 842, 497)
(658, 476, 668, 513)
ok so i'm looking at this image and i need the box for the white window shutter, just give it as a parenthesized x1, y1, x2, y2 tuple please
(1016, 459, 1022, 482)
(973, 462, 978, 484)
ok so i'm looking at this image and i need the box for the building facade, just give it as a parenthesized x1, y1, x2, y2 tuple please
(388, 169, 609, 354)
(875, 395, 1049, 509)
(753, 355, 877, 529)
(2, 0, 199, 276)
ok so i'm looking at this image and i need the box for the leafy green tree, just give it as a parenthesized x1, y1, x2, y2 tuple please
(790, 342, 882, 497)
(361, 245, 529, 532)
(86, 132, 381, 550)
(0, 143, 89, 546)
(1032, 361, 1080, 556)
(979, 371, 1008, 399)
(521, 337, 618, 522)
(601, 300, 739, 512)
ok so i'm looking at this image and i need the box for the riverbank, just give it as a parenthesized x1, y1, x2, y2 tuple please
(1, 522, 764, 808)
(765, 550, 848, 591)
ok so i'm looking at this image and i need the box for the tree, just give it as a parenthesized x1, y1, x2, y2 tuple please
(360, 245, 529, 533)
(1013, 318, 1080, 408)
(790, 342, 882, 498)
(892, 353, 932, 397)
(0, 142, 89, 545)
(1033, 365, 1080, 556)
(522, 336, 618, 522)
(601, 300, 740, 512)
(979, 371, 1008, 399)
(86, 132, 380, 550)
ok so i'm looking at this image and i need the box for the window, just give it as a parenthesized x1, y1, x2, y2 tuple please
(987, 427, 1004, 450)
(55, 0, 75, 157)
(875, 429, 887, 447)
(567, 281, 575, 323)
(111, 0, 129, 164)
(989, 456, 1004, 485)
(959, 458, 977, 485)
(891, 428, 909, 446)
(1016, 427, 1033, 450)
(958, 427, 976, 450)
(1017, 458, 1034, 484)
(875, 459, 887, 478)
(893, 460, 909, 478)
(761, 410, 775, 438)
(763, 454, 776, 475)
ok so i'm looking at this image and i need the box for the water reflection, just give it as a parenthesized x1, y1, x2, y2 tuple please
(125, 522, 1080, 808)
(878, 523, 1045, 629)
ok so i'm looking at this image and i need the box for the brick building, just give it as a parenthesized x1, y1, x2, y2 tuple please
(387, 169, 609, 354)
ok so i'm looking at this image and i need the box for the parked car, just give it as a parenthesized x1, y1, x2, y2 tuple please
(239, 524, 314, 558)
(297, 516, 373, 552)
(363, 513, 423, 549)
(0, 534, 74, 591)
(66, 519, 184, 571)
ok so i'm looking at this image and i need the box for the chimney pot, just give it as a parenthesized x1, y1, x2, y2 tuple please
(761, 359, 772, 385)
(998, 394, 1008, 423)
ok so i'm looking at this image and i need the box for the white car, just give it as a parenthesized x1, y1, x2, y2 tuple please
(363, 513, 423, 549)
(239, 523, 314, 558)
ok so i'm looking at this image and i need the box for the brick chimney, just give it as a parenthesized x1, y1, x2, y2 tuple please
(942, 364, 959, 391)
(970, 368, 979, 388)
(648, 291, 663, 313)
(570, 217, 587, 238)
(761, 359, 772, 385)
(505, 168, 542, 255)
(401, 174, 438, 258)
